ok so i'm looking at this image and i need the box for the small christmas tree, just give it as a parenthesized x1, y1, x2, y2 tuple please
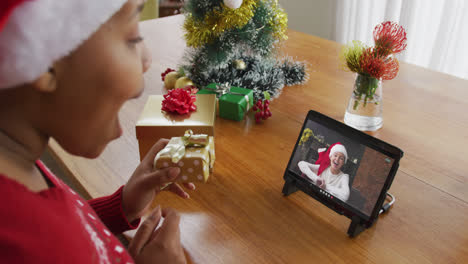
(180, 0, 307, 101)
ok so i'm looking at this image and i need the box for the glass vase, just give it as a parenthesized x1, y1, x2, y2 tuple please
(344, 73, 383, 131)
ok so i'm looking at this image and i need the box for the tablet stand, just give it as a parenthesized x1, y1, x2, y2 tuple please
(282, 176, 371, 238)
(281, 178, 299, 196)
(347, 215, 367, 238)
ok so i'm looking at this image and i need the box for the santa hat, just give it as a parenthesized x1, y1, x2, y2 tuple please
(329, 144, 348, 163)
(0, 0, 127, 89)
(315, 142, 348, 176)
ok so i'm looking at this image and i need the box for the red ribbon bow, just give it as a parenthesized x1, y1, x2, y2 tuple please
(161, 88, 197, 115)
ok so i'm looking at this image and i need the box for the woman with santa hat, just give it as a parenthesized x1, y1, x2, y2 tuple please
(298, 143, 351, 201)
(0, 0, 192, 263)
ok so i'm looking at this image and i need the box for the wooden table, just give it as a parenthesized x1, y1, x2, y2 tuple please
(48, 15, 468, 263)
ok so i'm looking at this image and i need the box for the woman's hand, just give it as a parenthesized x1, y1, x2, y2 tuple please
(122, 139, 196, 222)
(320, 181, 326, 189)
(129, 206, 186, 264)
(316, 178, 326, 189)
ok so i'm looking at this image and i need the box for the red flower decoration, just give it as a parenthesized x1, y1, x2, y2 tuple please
(360, 48, 400, 80)
(373, 21, 407, 57)
(161, 68, 175, 81)
(162, 88, 197, 115)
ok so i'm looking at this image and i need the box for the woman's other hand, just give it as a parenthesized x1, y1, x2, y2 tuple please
(122, 139, 196, 222)
(316, 178, 326, 189)
(129, 207, 187, 264)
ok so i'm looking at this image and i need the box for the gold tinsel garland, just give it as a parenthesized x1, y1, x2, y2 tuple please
(184, 0, 258, 48)
(183, 0, 289, 48)
(267, 0, 288, 41)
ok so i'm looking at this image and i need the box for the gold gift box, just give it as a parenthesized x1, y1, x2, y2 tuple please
(154, 135, 215, 183)
(136, 94, 216, 161)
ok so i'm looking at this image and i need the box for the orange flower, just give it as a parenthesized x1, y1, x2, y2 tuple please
(373, 21, 407, 57)
(360, 48, 400, 80)
(380, 57, 399, 81)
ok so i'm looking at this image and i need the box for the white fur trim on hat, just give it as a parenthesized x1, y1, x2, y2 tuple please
(0, 0, 127, 89)
(317, 147, 327, 153)
(329, 144, 348, 163)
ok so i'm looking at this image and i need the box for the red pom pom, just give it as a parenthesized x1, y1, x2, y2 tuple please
(161, 88, 197, 115)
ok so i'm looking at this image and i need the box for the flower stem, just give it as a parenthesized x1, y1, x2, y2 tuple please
(353, 74, 379, 110)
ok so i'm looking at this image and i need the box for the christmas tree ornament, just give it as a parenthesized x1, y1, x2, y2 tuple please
(161, 68, 176, 81)
(224, 0, 243, 9)
(234, 59, 246, 70)
(175, 76, 194, 89)
(164, 71, 180, 89)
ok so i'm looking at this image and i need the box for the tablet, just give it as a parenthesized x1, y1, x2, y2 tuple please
(283, 110, 403, 232)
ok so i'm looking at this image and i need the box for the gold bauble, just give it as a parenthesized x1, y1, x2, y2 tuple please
(164, 72, 180, 89)
(175, 77, 194, 89)
(234, 59, 246, 70)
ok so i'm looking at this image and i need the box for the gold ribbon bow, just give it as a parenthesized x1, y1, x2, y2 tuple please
(155, 130, 208, 164)
(182, 129, 209, 147)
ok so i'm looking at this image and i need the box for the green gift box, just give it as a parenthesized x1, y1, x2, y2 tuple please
(198, 83, 254, 121)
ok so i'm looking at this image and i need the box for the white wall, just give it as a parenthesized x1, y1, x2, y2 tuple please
(279, 0, 336, 40)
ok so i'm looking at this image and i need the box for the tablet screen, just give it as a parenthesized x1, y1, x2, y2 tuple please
(288, 118, 395, 218)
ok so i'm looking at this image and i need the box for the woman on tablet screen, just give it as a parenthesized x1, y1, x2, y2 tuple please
(298, 143, 350, 201)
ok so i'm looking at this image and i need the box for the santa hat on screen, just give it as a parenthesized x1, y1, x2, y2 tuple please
(0, 0, 127, 89)
(315, 142, 348, 175)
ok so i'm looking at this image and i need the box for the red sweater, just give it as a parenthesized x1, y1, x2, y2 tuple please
(0, 160, 140, 264)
